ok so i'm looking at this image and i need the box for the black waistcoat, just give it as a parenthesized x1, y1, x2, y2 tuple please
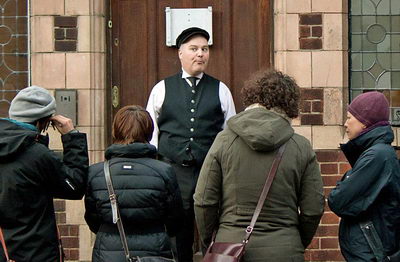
(157, 72, 224, 165)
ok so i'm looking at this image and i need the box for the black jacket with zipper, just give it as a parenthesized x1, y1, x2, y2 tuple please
(84, 143, 183, 262)
(328, 126, 400, 261)
(0, 118, 89, 262)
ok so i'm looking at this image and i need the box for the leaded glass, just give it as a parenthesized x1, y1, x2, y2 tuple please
(0, 0, 28, 118)
(363, 0, 376, 15)
(392, 0, 400, 15)
(350, 0, 400, 125)
(377, 53, 391, 69)
(377, 0, 390, 15)
(392, 16, 400, 31)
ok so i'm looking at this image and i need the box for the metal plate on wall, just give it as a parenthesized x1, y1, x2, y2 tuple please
(165, 6, 213, 47)
(55, 90, 77, 126)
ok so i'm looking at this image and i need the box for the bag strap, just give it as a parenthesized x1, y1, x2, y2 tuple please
(104, 160, 133, 262)
(1, 223, 63, 262)
(0, 227, 12, 262)
(243, 142, 287, 243)
(359, 220, 386, 261)
(57, 226, 65, 262)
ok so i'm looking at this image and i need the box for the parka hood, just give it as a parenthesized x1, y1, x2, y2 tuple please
(227, 107, 294, 152)
(0, 119, 40, 162)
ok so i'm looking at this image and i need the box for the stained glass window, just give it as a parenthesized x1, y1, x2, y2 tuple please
(0, 0, 28, 118)
(350, 0, 400, 125)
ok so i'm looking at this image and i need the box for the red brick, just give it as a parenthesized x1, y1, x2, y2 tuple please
(322, 175, 341, 186)
(61, 237, 79, 248)
(299, 14, 323, 25)
(307, 237, 320, 249)
(66, 28, 78, 40)
(320, 163, 338, 174)
(54, 28, 65, 40)
(300, 25, 311, 38)
(301, 100, 311, 113)
(54, 16, 77, 28)
(62, 249, 69, 259)
(312, 101, 323, 113)
(55, 213, 66, 224)
(321, 212, 340, 224)
(339, 163, 351, 174)
(301, 88, 324, 100)
(304, 250, 312, 261)
(59, 225, 69, 236)
(300, 38, 322, 49)
(312, 26, 323, 37)
(309, 250, 344, 261)
(321, 237, 340, 249)
(69, 225, 79, 236)
(338, 152, 347, 162)
(316, 150, 339, 162)
(315, 225, 339, 237)
(66, 249, 79, 260)
(55, 40, 77, 52)
(54, 199, 65, 212)
(301, 114, 323, 125)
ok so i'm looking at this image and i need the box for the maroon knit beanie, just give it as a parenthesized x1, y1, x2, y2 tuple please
(348, 91, 389, 128)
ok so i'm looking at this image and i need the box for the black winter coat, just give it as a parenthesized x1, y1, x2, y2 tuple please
(0, 119, 89, 262)
(328, 126, 400, 261)
(84, 143, 183, 262)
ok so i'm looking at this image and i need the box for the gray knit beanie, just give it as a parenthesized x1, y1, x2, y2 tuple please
(9, 86, 56, 123)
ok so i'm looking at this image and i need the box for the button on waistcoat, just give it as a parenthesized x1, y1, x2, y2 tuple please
(158, 72, 224, 166)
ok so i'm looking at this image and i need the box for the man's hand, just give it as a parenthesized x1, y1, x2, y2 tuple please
(50, 115, 75, 135)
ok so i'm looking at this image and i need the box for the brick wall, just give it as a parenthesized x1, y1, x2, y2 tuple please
(299, 14, 323, 50)
(55, 199, 80, 260)
(303, 150, 350, 261)
(300, 88, 324, 125)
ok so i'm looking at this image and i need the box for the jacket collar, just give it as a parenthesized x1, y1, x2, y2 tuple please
(105, 143, 157, 160)
(340, 125, 394, 167)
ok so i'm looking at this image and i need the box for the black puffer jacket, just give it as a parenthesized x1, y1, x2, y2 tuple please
(328, 126, 400, 261)
(84, 143, 183, 262)
(0, 119, 89, 262)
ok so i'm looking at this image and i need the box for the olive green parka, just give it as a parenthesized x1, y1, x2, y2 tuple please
(194, 107, 325, 262)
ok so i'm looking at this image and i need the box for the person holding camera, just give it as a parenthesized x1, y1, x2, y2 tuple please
(0, 86, 89, 262)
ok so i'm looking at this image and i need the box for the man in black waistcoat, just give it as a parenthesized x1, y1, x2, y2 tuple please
(146, 27, 236, 262)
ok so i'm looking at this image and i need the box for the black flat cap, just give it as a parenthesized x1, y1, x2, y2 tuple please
(176, 27, 210, 48)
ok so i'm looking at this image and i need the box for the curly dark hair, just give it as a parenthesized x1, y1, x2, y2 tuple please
(241, 69, 300, 118)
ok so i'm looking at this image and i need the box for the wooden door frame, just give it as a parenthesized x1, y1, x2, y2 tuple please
(105, 0, 275, 146)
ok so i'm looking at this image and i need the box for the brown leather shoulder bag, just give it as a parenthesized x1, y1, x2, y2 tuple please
(202, 143, 287, 262)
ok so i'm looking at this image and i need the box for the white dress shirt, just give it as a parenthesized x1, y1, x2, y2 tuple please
(146, 69, 236, 148)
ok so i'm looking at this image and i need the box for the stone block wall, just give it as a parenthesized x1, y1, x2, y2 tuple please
(30, 0, 107, 260)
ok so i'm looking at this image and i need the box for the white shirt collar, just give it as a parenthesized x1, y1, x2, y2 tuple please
(181, 68, 204, 80)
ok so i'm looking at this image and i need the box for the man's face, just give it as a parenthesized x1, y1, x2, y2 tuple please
(178, 35, 209, 76)
(344, 112, 366, 140)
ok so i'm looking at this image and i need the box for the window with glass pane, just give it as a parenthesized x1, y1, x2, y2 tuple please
(0, 0, 28, 118)
(350, 0, 400, 125)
